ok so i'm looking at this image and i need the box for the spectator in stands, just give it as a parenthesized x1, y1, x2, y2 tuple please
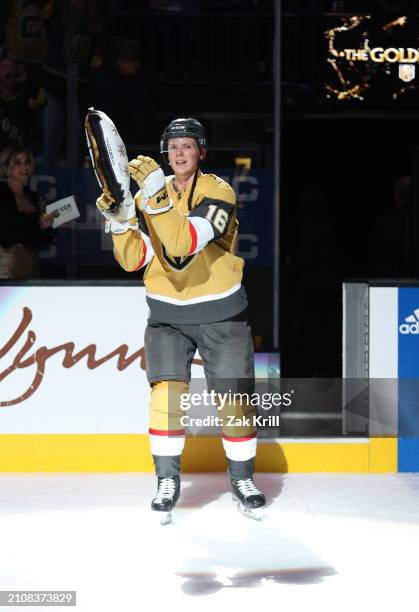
(0, 53, 45, 150)
(82, 37, 157, 149)
(0, 144, 54, 278)
(0, 1, 50, 154)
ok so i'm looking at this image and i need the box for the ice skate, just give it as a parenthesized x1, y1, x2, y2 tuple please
(151, 475, 180, 525)
(231, 477, 266, 520)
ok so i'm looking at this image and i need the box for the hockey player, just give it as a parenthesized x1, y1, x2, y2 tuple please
(96, 118, 265, 522)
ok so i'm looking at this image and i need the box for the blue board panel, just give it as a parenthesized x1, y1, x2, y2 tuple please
(398, 438, 419, 473)
(398, 287, 419, 471)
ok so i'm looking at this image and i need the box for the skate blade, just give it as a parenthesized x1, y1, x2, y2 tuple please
(239, 502, 264, 521)
(233, 495, 264, 520)
(159, 511, 173, 525)
(152, 510, 173, 525)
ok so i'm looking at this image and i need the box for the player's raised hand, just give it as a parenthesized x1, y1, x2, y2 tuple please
(129, 155, 172, 215)
(96, 192, 115, 214)
(128, 156, 161, 191)
(96, 192, 138, 234)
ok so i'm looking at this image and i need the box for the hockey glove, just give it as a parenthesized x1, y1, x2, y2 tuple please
(128, 155, 173, 215)
(96, 192, 139, 234)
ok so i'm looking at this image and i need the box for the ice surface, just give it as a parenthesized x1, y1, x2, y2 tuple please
(0, 473, 418, 612)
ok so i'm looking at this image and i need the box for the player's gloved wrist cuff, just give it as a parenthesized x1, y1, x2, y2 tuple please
(105, 218, 139, 234)
(121, 193, 136, 220)
(142, 195, 173, 215)
(141, 167, 166, 198)
(97, 192, 135, 217)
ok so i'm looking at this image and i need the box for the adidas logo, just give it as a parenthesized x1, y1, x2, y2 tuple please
(399, 308, 419, 334)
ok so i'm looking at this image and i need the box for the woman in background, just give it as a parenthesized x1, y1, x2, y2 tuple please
(0, 145, 54, 278)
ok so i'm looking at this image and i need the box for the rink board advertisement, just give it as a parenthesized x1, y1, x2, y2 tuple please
(369, 285, 419, 472)
(0, 283, 205, 472)
(0, 284, 152, 434)
(398, 287, 419, 472)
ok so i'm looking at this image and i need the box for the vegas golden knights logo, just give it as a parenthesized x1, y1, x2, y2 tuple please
(162, 245, 196, 271)
(399, 64, 416, 83)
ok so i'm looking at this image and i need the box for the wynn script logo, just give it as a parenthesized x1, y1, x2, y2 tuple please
(0, 307, 145, 407)
(0, 307, 202, 407)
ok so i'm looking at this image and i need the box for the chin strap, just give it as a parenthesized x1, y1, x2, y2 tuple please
(187, 168, 199, 211)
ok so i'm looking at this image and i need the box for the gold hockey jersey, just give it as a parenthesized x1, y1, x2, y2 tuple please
(112, 171, 248, 324)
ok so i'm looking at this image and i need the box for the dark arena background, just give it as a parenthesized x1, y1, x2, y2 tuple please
(0, 1, 419, 609)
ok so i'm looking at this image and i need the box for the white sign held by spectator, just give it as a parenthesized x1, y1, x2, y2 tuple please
(46, 195, 80, 228)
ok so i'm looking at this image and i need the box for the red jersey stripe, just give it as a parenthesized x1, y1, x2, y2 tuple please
(222, 432, 257, 442)
(149, 428, 186, 437)
(188, 220, 198, 255)
(134, 243, 147, 271)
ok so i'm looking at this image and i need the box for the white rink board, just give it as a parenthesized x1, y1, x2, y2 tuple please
(0, 285, 204, 434)
(369, 286, 398, 378)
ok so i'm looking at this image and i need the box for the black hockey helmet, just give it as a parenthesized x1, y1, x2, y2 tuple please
(160, 118, 207, 163)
